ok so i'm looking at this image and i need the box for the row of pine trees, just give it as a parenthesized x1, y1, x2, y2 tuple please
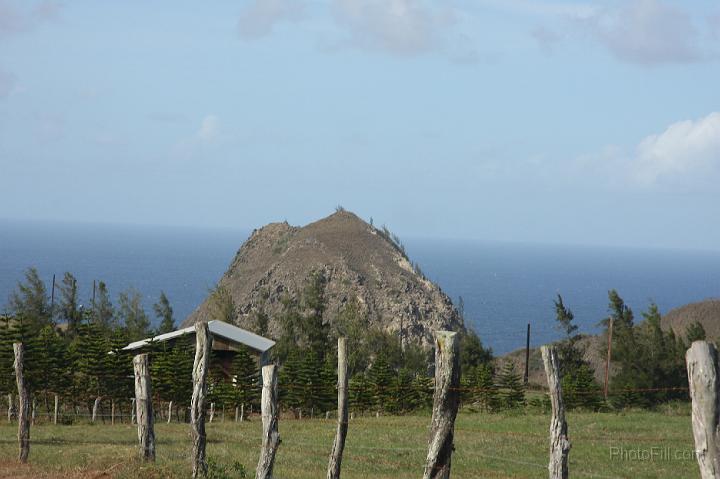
(2, 266, 702, 419)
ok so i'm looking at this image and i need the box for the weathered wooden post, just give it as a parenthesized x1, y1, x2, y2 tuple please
(423, 331, 460, 479)
(92, 396, 101, 423)
(209, 402, 215, 423)
(541, 345, 570, 479)
(133, 353, 155, 461)
(686, 340, 720, 478)
(53, 394, 59, 425)
(191, 322, 212, 479)
(167, 401, 173, 424)
(14, 343, 30, 463)
(327, 337, 348, 479)
(256, 364, 280, 479)
(131, 398, 136, 424)
(7, 394, 13, 422)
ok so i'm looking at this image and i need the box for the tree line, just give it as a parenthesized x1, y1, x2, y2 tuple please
(3, 266, 698, 419)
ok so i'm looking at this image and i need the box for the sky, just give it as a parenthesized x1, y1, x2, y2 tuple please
(1, 0, 719, 250)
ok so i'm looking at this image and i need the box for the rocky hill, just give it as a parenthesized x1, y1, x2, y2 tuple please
(183, 210, 464, 346)
(661, 299, 720, 339)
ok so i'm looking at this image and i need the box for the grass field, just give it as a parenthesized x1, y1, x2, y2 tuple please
(0, 409, 700, 478)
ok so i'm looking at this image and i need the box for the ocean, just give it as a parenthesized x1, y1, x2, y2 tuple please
(1, 219, 719, 354)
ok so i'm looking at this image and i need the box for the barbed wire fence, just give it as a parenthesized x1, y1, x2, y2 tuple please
(2, 330, 715, 479)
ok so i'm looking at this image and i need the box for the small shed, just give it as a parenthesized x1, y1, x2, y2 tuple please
(122, 320, 275, 373)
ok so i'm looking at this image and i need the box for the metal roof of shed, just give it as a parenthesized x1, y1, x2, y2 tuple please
(122, 320, 275, 353)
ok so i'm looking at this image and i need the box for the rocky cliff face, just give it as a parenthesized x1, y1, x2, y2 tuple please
(184, 211, 464, 346)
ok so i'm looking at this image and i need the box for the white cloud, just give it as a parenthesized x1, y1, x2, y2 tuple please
(197, 115, 220, 143)
(331, 0, 456, 56)
(581, 0, 701, 65)
(237, 0, 303, 40)
(632, 112, 720, 184)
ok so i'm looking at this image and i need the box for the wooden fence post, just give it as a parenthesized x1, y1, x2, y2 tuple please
(541, 345, 570, 479)
(92, 396, 101, 423)
(191, 322, 212, 479)
(14, 343, 30, 463)
(133, 353, 155, 461)
(256, 364, 280, 479)
(686, 340, 720, 478)
(167, 401, 173, 424)
(53, 394, 59, 425)
(131, 398, 136, 424)
(423, 331, 460, 479)
(7, 394, 13, 422)
(327, 337, 348, 479)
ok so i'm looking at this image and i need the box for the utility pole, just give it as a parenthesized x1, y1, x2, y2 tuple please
(50, 274, 56, 310)
(523, 323, 531, 385)
(603, 318, 614, 400)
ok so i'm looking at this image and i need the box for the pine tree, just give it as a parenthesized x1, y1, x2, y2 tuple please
(154, 291, 175, 334)
(472, 363, 498, 412)
(93, 281, 115, 333)
(0, 316, 15, 398)
(58, 272, 81, 336)
(410, 374, 433, 410)
(151, 342, 174, 404)
(10, 315, 41, 393)
(34, 325, 69, 411)
(318, 354, 336, 412)
(297, 349, 323, 414)
(498, 362, 525, 409)
(280, 350, 303, 412)
(106, 329, 133, 409)
(209, 286, 236, 323)
(389, 368, 415, 414)
(368, 354, 393, 412)
(167, 335, 195, 416)
(303, 271, 329, 361)
(459, 330, 493, 373)
(70, 317, 110, 413)
(230, 346, 260, 412)
(685, 321, 706, 343)
(349, 373, 372, 413)
(118, 288, 151, 341)
(7, 267, 52, 332)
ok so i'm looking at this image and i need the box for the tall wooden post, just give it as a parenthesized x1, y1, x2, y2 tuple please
(423, 331, 460, 479)
(131, 398, 136, 424)
(133, 353, 155, 461)
(327, 337, 348, 479)
(50, 274, 56, 310)
(191, 322, 212, 479)
(167, 401, 173, 424)
(256, 365, 280, 479)
(686, 341, 720, 478)
(603, 318, 613, 400)
(541, 345, 570, 479)
(14, 343, 30, 463)
(53, 394, 58, 425)
(524, 323, 531, 385)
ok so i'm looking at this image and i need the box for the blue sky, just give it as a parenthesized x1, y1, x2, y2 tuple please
(1, 0, 719, 250)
